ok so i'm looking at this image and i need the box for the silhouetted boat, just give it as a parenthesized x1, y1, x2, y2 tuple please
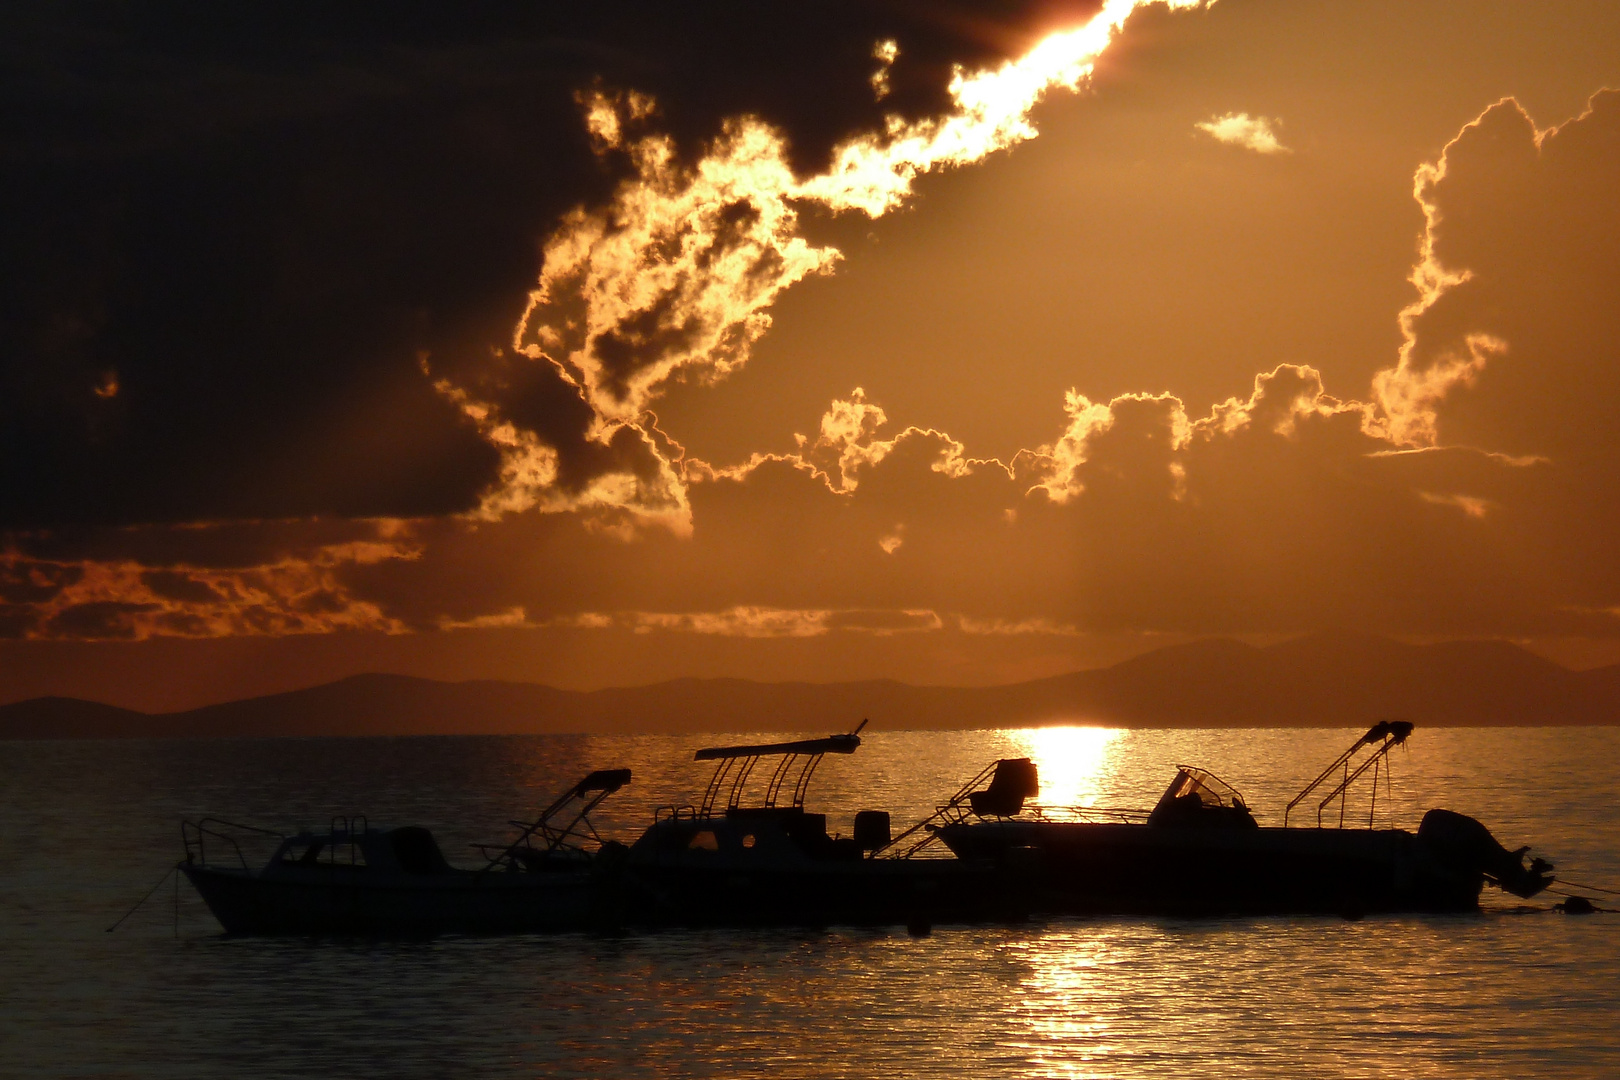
(179, 724, 1021, 934)
(178, 721, 1555, 934)
(179, 769, 634, 934)
(619, 721, 1018, 927)
(895, 722, 1555, 916)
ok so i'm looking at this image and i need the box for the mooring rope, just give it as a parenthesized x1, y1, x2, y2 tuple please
(105, 865, 178, 933)
(1549, 877, 1620, 896)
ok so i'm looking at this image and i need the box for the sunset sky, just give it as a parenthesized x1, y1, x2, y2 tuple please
(5, 0, 1620, 713)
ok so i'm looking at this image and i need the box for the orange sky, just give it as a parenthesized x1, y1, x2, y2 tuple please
(4, 0, 1620, 712)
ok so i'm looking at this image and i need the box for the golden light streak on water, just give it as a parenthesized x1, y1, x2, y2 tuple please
(1005, 933, 1116, 1080)
(5, 728, 1618, 1076)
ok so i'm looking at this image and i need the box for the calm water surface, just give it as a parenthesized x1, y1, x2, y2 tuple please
(2, 726, 1617, 1078)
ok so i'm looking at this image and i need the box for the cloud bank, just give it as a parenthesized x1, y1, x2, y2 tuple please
(2, 0, 1132, 530)
(7, 3, 1620, 660)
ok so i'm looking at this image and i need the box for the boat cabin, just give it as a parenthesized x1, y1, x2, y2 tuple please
(1146, 767, 1258, 829)
(630, 724, 881, 866)
(268, 821, 454, 876)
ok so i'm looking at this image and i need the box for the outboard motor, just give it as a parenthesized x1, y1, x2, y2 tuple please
(1418, 809, 1555, 899)
(853, 810, 892, 851)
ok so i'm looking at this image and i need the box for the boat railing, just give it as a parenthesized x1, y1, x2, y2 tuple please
(480, 768, 634, 872)
(331, 815, 368, 838)
(655, 804, 704, 823)
(182, 817, 285, 871)
(322, 817, 369, 866)
(1024, 804, 1152, 825)
(1284, 720, 1413, 827)
(876, 757, 1040, 859)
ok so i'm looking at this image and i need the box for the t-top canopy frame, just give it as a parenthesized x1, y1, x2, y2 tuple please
(694, 721, 866, 815)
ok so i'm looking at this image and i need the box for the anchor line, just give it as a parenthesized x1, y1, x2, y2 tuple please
(105, 864, 178, 933)
(1547, 877, 1620, 896)
(1545, 883, 1612, 898)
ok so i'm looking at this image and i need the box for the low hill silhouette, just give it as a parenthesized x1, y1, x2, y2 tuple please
(3, 632, 1616, 739)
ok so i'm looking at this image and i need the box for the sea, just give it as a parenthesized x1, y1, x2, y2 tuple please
(2, 726, 1616, 1079)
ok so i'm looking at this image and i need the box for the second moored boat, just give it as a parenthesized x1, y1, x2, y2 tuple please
(899, 722, 1554, 916)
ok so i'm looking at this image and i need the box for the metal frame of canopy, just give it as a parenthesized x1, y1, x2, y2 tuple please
(479, 768, 633, 870)
(693, 720, 867, 815)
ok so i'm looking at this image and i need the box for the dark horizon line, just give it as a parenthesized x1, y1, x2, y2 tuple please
(4, 626, 1605, 716)
(6, 629, 1620, 742)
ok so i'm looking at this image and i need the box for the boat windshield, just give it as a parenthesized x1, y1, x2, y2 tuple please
(1158, 767, 1246, 810)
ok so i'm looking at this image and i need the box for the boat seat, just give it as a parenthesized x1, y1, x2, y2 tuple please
(968, 758, 1039, 817)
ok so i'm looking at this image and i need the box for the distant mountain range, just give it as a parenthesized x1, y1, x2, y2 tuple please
(3, 632, 1617, 739)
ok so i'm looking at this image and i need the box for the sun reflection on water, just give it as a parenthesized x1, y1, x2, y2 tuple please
(1008, 726, 1124, 810)
(1002, 933, 1117, 1080)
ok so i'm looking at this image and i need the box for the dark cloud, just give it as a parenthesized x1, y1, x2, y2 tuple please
(0, 356, 1607, 645)
(0, 533, 414, 641)
(14, 9, 1617, 659)
(2, 0, 1104, 529)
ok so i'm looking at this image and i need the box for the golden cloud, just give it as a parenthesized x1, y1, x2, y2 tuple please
(0, 534, 418, 641)
(1195, 112, 1290, 154)
(25, 59, 1620, 648)
(435, 1, 1216, 526)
